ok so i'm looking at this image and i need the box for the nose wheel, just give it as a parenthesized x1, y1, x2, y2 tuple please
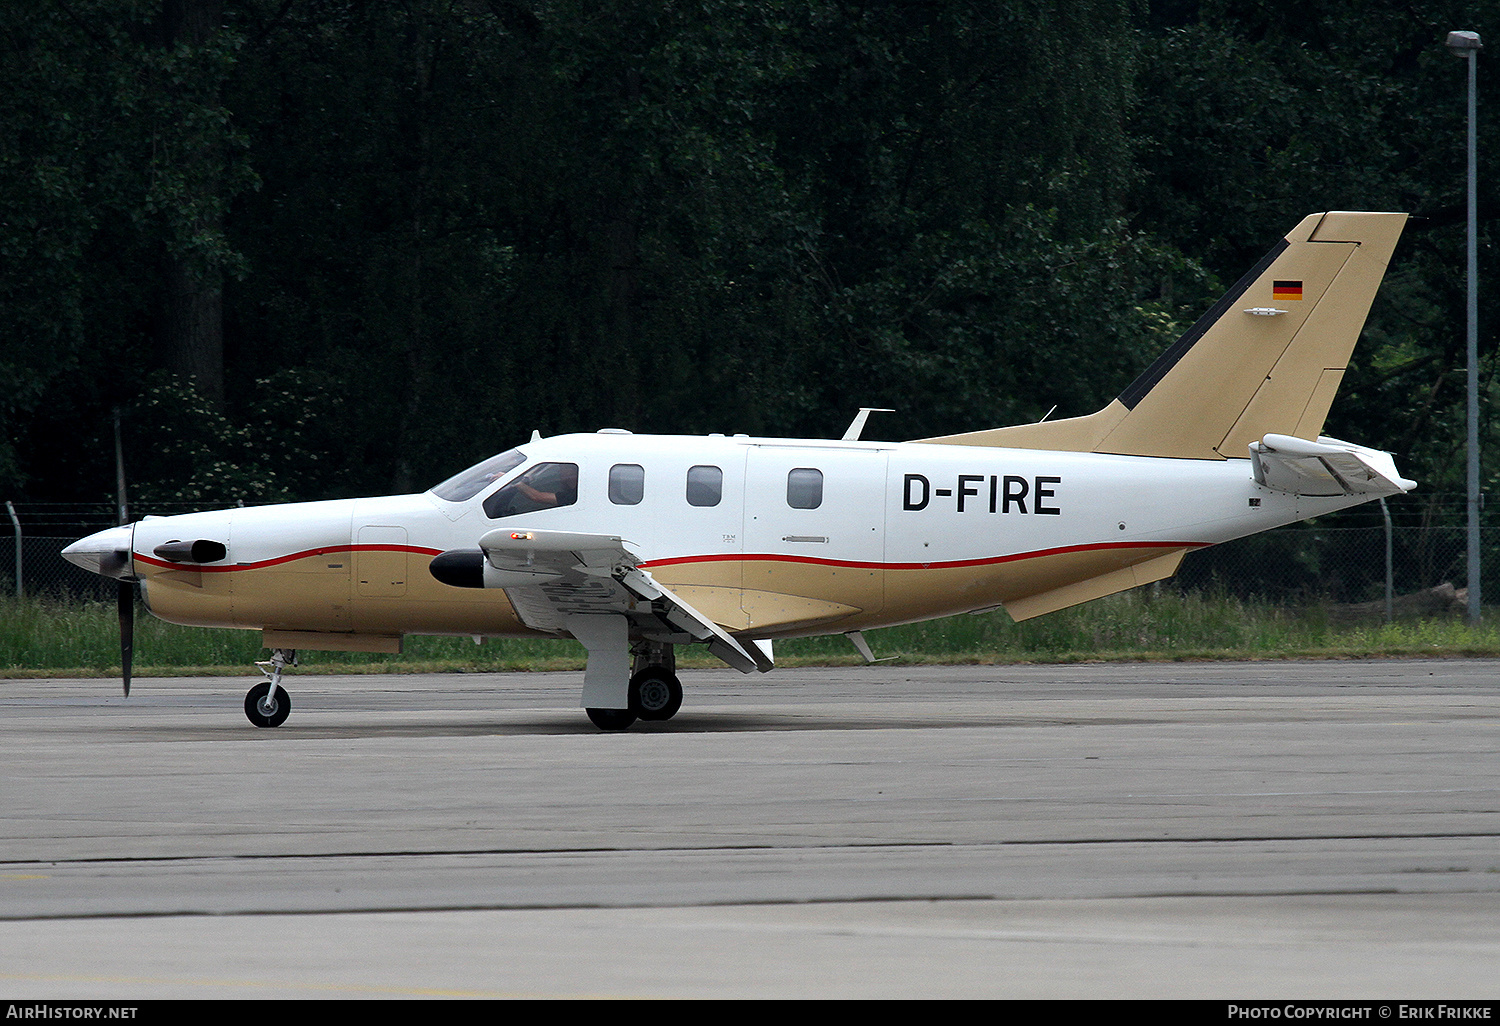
(245, 681, 291, 728)
(246, 648, 295, 727)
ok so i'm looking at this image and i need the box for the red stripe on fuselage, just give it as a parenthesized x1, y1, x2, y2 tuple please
(642, 540, 1206, 573)
(133, 539, 1205, 576)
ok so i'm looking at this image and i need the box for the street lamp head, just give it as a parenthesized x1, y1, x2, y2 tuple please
(1447, 30, 1482, 56)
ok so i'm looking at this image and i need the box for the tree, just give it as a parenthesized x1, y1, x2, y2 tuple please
(0, 1, 252, 497)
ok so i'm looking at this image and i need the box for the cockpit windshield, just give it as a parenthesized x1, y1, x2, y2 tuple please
(429, 448, 527, 502)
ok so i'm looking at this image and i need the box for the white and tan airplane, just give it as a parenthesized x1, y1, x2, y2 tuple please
(65, 211, 1414, 729)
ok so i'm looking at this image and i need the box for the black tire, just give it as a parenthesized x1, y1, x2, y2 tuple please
(629, 667, 683, 721)
(245, 681, 291, 728)
(586, 707, 637, 731)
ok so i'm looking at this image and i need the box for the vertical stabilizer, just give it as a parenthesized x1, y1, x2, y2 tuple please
(922, 211, 1407, 459)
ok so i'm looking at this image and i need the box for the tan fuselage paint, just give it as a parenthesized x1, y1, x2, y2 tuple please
(139, 539, 1196, 644)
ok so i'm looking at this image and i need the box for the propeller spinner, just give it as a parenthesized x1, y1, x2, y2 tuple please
(60, 522, 136, 696)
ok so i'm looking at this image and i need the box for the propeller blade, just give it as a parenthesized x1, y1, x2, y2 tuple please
(113, 406, 134, 698)
(117, 580, 133, 697)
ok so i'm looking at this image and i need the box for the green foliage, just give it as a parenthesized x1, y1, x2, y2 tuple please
(7, 590, 1500, 676)
(126, 370, 341, 505)
(1134, 0, 1500, 480)
(0, 1, 255, 497)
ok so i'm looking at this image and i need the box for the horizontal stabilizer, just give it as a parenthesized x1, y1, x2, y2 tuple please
(1250, 434, 1415, 497)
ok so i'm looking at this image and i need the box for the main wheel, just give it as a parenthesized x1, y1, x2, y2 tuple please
(629, 667, 683, 721)
(245, 681, 291, 728)
(586, 707, 637, 731)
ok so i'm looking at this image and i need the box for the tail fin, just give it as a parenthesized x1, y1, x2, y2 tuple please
(922, 211, 1408, 459)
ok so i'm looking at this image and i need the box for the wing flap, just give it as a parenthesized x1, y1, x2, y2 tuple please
(614, 565, 767, 673)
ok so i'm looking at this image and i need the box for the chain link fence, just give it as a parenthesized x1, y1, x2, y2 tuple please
(0, 493, 1487, 619)
(1169, 493, 1481, 619)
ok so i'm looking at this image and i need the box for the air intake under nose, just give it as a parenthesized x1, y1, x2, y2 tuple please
(153, 539, 228, 564)
(429, 549, 486, 588)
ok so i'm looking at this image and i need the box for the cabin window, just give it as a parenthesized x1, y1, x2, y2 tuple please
(686, 465, 722, 507)
(787, 468, 823, 509)
(430, 448, 526, 502)
(483, 462, 579, 518)
(609, 464, 644, 505)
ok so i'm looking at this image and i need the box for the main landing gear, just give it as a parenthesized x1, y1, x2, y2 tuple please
(245, 648, 295, 727)
(630, 665, 683, 721)
(585, 641, 683, 731)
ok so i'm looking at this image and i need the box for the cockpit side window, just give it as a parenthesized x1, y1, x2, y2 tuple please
(484, 462, 579, 519)
(430, 449, 526, 502)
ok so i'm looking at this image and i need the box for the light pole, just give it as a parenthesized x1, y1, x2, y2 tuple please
(1448, 30, 1482, 622)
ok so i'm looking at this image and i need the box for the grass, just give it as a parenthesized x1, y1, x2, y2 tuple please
(5, 588, 1500, 678)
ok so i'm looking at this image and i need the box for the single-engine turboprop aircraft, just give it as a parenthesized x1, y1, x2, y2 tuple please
(65, 211, 1414, 730)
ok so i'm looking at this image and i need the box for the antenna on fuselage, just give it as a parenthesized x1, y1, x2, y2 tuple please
(846, 630, 896, 663)
(841, 408, 894, 441)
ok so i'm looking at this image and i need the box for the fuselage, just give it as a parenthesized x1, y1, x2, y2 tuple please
(110, 430, 1371, 645)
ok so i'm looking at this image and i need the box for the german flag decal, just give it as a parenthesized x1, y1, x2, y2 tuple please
(1272, 280, 1303, 301)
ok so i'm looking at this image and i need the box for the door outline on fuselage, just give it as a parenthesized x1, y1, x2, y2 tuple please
(742, 444, 888, 629)
(356, 524, 409, 598)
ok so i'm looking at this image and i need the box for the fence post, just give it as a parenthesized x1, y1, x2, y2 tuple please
(5, 501, 19, 598)
(1379, 497, 1393, 623)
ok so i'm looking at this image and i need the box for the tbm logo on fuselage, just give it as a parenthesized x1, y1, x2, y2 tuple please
(901, 473, 1060, 515)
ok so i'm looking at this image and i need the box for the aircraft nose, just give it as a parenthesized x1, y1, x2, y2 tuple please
(62, 525, 137, 580)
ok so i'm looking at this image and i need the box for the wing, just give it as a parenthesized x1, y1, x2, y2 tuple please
(1250, 434, 1415, 498)
(465, 528, 771, 673)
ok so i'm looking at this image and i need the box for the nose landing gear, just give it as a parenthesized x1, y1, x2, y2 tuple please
(245, 648, 295, 727)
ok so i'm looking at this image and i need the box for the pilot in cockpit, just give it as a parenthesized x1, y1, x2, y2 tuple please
(483, 462, 579, 518)
(513, 464, 578, 507)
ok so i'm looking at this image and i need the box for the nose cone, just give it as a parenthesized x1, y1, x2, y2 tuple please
(62, 525, 137, 580)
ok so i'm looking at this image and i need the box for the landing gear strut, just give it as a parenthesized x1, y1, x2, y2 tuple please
(246, 648, 295, 728)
